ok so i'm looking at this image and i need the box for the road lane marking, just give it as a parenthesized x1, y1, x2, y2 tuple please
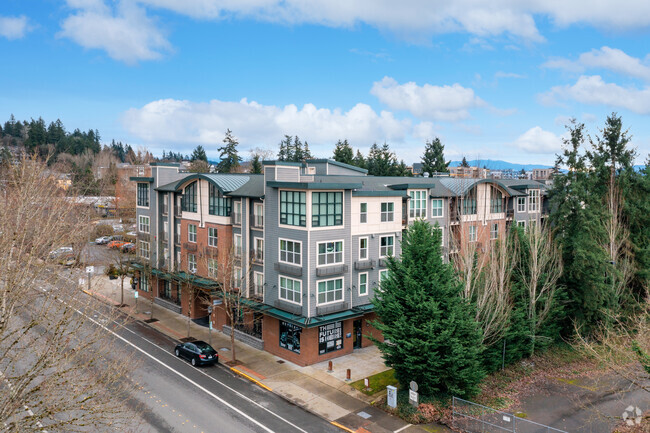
(75, 297, 310, 433)
(394, 424, 412, 432)
(67, 305, 277, 433)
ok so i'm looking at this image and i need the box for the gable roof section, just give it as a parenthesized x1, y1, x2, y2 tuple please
(155, 173, 258, 195)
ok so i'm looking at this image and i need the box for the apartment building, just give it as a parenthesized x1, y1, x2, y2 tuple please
(131, 159, 548, 366)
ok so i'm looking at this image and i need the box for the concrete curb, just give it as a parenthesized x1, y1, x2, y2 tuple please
(81, 287, 363, 433)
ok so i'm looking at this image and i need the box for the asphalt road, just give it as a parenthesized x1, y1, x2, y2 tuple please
(34, 269, 339, 433)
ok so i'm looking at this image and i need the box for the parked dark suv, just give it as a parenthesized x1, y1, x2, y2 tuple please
(174, 341, 218, 366)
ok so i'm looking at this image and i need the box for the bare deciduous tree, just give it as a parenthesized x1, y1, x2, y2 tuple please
(0, 155, 139, 432)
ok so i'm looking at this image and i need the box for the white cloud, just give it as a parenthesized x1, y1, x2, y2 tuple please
(0, 15, 30, 40)
(122, 98, 413, 156)
(513, 126, 563, 154)
(541, 75, 650, 115)
(59, 0, 171, 64)
(370, 76, 486, 121)
(543, 46, 650, 81)
(494, 71, 526, 79)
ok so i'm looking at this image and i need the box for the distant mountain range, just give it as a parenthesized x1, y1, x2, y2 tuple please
(447, 159, 552, 171)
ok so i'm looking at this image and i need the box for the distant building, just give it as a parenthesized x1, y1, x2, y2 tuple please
(449, 166, 490, 178)
(411, 163, 423, 175)
(532, 168, 553, 180)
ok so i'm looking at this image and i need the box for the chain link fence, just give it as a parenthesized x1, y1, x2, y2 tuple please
(453, 397, 568, 433)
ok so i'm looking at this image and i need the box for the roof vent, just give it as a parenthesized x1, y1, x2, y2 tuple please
(423, 172, 430, 178)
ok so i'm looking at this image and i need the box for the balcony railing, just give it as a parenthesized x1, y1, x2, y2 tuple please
(354, 259, 375, 270)
(315, 264, 348, 277)
(183, 242, 197, 252)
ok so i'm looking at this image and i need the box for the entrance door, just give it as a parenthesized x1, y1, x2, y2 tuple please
(353, 320, 362, 349)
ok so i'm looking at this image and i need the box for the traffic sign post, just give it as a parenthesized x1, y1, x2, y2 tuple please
(85, 266, 94, 293)
(207, 306, 213, 346)
(134, 290, 138, 311)
(409, 381, 419, 407)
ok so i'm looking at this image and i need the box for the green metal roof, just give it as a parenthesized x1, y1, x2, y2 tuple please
(352, 190, 407, 197)
(262, 160, 304, 167)
(155, 173, 255, 194)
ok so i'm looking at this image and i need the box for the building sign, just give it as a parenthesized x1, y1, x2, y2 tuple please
(318, 321, 343, 354)
(279, 321, 301, 354)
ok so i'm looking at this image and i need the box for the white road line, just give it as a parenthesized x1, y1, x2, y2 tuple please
(73, 307, 277, 433)
(76, 296, 312, 433)
(394, 423, 412, 433)
(0, 371, 48, 432)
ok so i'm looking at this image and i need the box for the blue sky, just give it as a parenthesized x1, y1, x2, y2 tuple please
(2, 1, 650, 166)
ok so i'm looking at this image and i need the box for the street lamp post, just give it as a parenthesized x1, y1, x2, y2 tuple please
(207, 305, 213, 346)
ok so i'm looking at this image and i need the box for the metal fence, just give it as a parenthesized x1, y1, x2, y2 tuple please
(452, 397, 568, 433)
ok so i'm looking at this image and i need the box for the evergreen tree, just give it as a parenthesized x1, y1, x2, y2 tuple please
(277, 135, 291, 161)
(251, 154, 263, 174)
(216, 129, 242, 173)
(461, 157, 470, 167)
(371, 220, 484, 397)
(47, 119, 66, 145)
(421, 137, 449, 175)
(395, 160, 412, 177)
(25, 117, 47, 151)
(549, 120, 611, 334)
(353, 150, 366, 169)
(191, 145, 208, 162)
(333, 139, 354, 165)
(366, 143, 397, 176)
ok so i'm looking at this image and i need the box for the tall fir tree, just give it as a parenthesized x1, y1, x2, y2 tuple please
(421, 137, 449, 174)
(461, 156, 470, 167)
(190, 145, 208, 162)
(366, 143, 398, 176)
(251, 154, 263, 174)
(217, 129, 242, 173)
(333, 139, 354, 165)
(353, 150, 366, 169)
(371, 220, 484, 397)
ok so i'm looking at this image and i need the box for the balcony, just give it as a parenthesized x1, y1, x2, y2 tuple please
(506, 209, 514, 219)
(354, 259, 375, 270)
(203, 246, 218, 257)
(274, 262, 302, 277)
(183, 242, 197, 252)
(315, 264, 348, 277)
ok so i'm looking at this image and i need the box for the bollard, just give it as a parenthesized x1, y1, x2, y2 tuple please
(327, 361, 333, 372)
(346, 368, 351, 381)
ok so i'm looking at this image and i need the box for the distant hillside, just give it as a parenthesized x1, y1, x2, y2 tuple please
(448, 159, 552, 171)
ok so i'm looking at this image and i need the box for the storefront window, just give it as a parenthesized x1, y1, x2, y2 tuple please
(318, 321, 343, 354)
(279, 321, 301, 354)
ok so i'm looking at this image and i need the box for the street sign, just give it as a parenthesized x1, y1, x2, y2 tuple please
(386, 385, 397, 408)
(134, 291, 138, 299)
(410, 381, 418, 392)
(86, 266, 94, 274)
(209, 321, 213, 330)
(213, 299, 222, 306)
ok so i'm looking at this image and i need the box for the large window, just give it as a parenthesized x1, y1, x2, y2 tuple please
(254, 238, 264, 262)
(140, 274, 149, 292)
(138, 215, 150, 233)
(359, 237, 368, 260)
(312, 192, 343, 227)
(431, 199, 443, 217)
(469, 226, 477, 242)
(280, 240, 301, 265)
(254, 203, 264, 227)
(279, 276, 301, 304)
(208, 184, 231, 216)
(409, 190, 427, 218)
(280, 191, 306, 226)
(279, 320, 301, 354)
(208, 227, 218, 247)
(379, 269, 389, 284)
(318, 241, 343, 265)
(233, 267, 242, 288)
(490, 223, 498, 240)
(380, 235, 394, 257)
(254, 272, 264, 296)
(528, 189, 540, 212)
(317, 278, 343, 304)
(182, 182, 197, 213)
(234, 234, 242, 257)
(517, 197, 526, 212)
(490, 188, 503, 213)
(137, 183, 149, 207)
(460, 197, 477, 215)
(359, 273, 368, 296)
(360, 203, 367, 223)
(381, 202, 394, 222)
(208, 258, 218, 278)
(138, 241, 150, 259)
(188, 224, 197, 243)
(233, 201, 242, 224)
(188, 253, 197, 272)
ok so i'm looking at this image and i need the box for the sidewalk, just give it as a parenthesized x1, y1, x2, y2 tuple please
(84, 273, 445, 433)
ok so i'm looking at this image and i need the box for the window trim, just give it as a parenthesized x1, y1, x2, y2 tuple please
(188, 253, 197, 273)
(316, 240, 344, 267)
(409, 189, 427, 219)
(380, 202, 394, 222)
(311, 191, 344, 228)
(234, 233, 242, 257)
(279, 238, 302, 266)
(254, 271, 264, 296)
(360, 202, 367, 223)
(137, 183, 149, 208)
(279, 275, 302, 305)
(188, 223, 197, 243)
(254, 237, 264, 262)
(431, 198, 444, 218)
(233, 266, 242, 288)
(528, 189, 540, 212)
(316, 277, 344, 306)
(358, 272, 368, 296)
(490, 223, 498, 240)
(254, 203, 264, 227)
(379, 235, 395, 258)
(469, 225, 477, 243)
(138, 240, 150, 259)
(207, 258, 218, 278)
(517, 197, 526, 213)
(138, 215, 150, 234)
(359, 237, 369, 261)
(517, 220, 526, 228)
(207, 227, 218, 247)
(182, 181, 197, 213)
